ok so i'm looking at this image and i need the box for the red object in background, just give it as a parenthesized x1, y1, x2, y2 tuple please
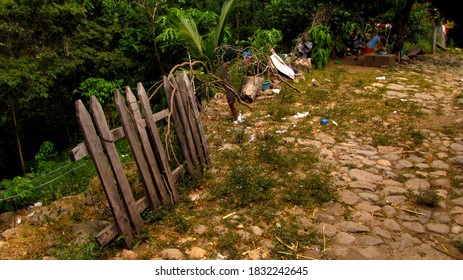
(374, 23, 392, 29)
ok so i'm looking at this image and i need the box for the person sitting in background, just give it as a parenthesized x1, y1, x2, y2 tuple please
(356, 33, 384, 60)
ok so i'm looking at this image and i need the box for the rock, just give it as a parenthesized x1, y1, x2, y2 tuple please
(450, 143, 463, 151)
(122, 249, 138, 260)
(426, 223, 450, 234)
(432, 212, 451, 223)
(384, 195, 408, 204)
(220, 143, 240, 151)
(454, 214, 463, 226)
(373, 227, 392, 239)
(405, 178, 431, 192)
(315, 132, 336, 145)
(451, 226, 463, 234)
(334, 232, 356, 245)
(452, 197, 463, 207)
(401, 222, 426, 233)
(186, 247, 207, 259)
(250, 226, 263, 236)
(395, 159, 413, 169)
(357, 236, 384, 246)
(237, 230, 252, 241)
(383, 219, 401, 231)
(338, 189, 361, 205)
(348, 181, 377, 191)
(299, 217, 312, 229)
(161, 249, 184, 260)
(377, 159, 392, 167)
(1, 228, 20, 239)
(194, 225, 207, 235)
(0, 212, 16, 230)
(431, 160, 450, 170)
(349, 169, 382, 183)
(72, 220, 110, 246)
(317, 223, 337, 237)
(450, 156, 463, 165)
(336, 221, 369, 233)
(358, 193, 379, 202)
(381, 186, 408, 195)
(214, 225, 228, 234)
(355, 201, 381, 213)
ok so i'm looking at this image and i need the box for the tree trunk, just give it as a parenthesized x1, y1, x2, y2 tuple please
(11, 103, 25, 175)
(221, 63, 238, 120)
(393, 0, 415, 54)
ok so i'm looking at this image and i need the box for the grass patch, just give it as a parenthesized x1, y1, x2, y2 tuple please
(412, 189, 441, 208)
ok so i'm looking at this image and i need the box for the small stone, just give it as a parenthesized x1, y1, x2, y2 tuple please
(383, 219, 401, 231)
(426, 223, 450, 234)
(451, 226, 463, 234)
(373, 227, 392, 239)
(431, 160, 449, 170)
(450, 143, 463, 151)
(318, 223, 337, 237)
(299, 217, 312, 229)
(161, 249, 184, 260)
(454, 214, 463, 226)
(194, 225, 207, 235)
(384, 195, 408, 204)
(432, 212, 451, 223)
(186, 247, 207, 259)
(334, 232, 356, 245)
(237, 230, 252, 241)
(250, 226, 263, 236)
(122, 249, 138, 260)
(452, 197, 463, 207)
(336, 221, 369, 233)
(357, 236, 384, 246)
(349, 169, 382, 183)
(395, 160, 413, 169)
(358, 193, 380, 202)
(377, 159, 392, 167)
(1, 228, 20, 240)
(339, 189, 362, 205)
(405, 178, 431, 192)
(401, 222, 426, 233)
(355, 201, 381, 213)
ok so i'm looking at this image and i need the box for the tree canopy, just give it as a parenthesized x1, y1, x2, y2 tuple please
(0, 0, 460, 179)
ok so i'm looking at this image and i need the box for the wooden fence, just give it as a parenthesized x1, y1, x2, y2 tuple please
(70, 72, 210, 248)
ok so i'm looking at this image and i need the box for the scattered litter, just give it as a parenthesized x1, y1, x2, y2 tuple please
(325, 79, 331, 83)
(276, 130, 287, 134)
(272, 89, 281, 94)
(331, 120, 338, 126)
(189, 192, 200, 201)
(376, 76, 386, 81)
(320, 118, 329, 125)
(393, 110, 398, 114)
(217, 254, 227, 260)
(16, 218, 21, 224)
(27, 211, 36, 218)
(311, 78, 320, 87)
(222, 212, 236, 220)
(249, 134, 255, 141)
(276, 222, 282, 228)
(315, 248, 321, 253)
(400, 98, 408, 102)
(293, 112, 309, 119)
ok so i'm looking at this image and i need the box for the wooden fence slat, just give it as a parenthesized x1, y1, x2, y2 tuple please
(176, 73, 207, 170)
(96, 196, 149, 247)
(70, 110, 169, 162)
(168, 75, 201, 174)
(89, 96, 144, 235)
(164, 76, 195, 176)
(75, 100, 135, 248)
(137, 83, 179, 203)
(180, 73, 211, 167)
(114, 90, 161, 209)
(125, 87, 172, 206)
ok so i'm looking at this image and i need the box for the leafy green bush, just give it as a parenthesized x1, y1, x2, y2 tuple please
(308, 25, 333, 69)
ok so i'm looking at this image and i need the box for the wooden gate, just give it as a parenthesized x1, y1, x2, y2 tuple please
(70, 72, 210, 248)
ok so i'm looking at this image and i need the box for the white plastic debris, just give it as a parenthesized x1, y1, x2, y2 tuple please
(276, 130, 287, 134)
(331, 120, 338, 126)
(272, 89, 281, 94)
(376, 76, 386, 80)
(237, 111, 243, 123)
(400, 98, 408, 102)
(293, 112, 309, 119)
(34, 202, 42, 208)
(250, 134, 255, 141)
(16, 218, 21, 224)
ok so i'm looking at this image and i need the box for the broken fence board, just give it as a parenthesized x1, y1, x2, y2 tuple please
(75, 99, 135, 248)
(164, 76, 195, 176)
(168, 75, 201, 175)
(96, 196, 149, 246)
(70, 109, 169, 161)
(137, 83, 179, 203)
(126, 87, 172, 206)
(176, 73, 206, 171)
(115, 90, 162, 210)
(90, 96, 144, 235)
(180, 72, 211, 168)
